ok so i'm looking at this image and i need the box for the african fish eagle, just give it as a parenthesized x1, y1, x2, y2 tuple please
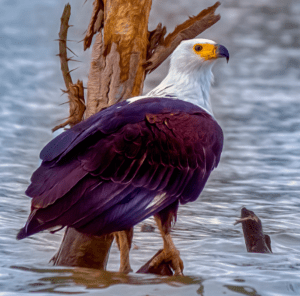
(17, 38, 229, 275)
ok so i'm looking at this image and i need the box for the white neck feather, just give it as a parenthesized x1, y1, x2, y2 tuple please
(147, 61, 215, 115)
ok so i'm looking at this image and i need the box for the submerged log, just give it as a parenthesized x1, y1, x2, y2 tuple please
(234, 207, 272, 254)
(51, 0, 222, 273)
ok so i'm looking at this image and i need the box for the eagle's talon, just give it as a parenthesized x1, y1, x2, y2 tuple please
(149, 247, 184, 276)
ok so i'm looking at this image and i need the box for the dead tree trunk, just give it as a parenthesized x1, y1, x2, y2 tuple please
(85, 0, 151, 116)
(51, 0, 221, 272)
(52, 0, 152, 269)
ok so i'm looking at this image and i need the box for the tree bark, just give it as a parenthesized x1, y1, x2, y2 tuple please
(52, 4, 85, 132)
(51, 228, 114, 269)
(85, 0, 151, 116)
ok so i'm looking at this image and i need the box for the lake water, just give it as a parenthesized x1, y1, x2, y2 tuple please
(0, 0, 300, 295)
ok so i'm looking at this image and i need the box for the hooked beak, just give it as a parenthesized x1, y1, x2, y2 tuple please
(216, 44, 229, 63)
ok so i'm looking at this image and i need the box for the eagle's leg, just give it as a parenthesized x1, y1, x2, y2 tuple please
(114, 228, 133, 273)
(151, 201, 184, 276)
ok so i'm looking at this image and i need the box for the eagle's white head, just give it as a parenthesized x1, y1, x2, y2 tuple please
(147, 38, 229, 115)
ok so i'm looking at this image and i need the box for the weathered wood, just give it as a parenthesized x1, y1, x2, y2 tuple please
(58, 4, 72, 89)
(51, 228, 114, 268)
(85, 0, 152, 117)
(52, 80, 85, 132)
(83, 0, 104, 51)
(234, 207, 272, 254)
(145, 1, 221, 73)
(85, 30, 106, 118)
(53, 4, 85, 132)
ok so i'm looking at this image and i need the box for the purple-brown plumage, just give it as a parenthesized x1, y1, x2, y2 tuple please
(17, 97, 223, 240)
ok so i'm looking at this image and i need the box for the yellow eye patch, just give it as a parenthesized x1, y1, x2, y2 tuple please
(193, 43, 218, 60)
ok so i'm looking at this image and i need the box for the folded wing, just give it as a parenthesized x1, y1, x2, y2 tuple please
(18, 99, 223, 239)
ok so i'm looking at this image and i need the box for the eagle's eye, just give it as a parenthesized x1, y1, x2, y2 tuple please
(194, 44, 203, 52)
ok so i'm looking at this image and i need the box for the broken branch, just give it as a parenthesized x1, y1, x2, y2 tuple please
(52, 80, 86, 132)
(83, 0, 104, 51)
(145, 1, 221, 73)
(54, 4, 85, 132)
(58, 4, 73, 88)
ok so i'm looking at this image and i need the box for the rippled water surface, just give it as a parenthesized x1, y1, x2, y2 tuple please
(1, 0, 300, 295)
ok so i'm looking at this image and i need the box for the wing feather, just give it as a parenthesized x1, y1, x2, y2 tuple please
(19, 98, 223, 239)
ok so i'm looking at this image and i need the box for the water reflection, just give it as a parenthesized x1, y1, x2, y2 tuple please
(225, 284, 259, 296)
(10, 265, 204, 294)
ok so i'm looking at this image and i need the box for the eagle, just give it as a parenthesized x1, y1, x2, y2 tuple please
(17, 38, 229, 275)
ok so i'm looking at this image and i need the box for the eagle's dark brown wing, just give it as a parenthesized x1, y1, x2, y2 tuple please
(17, 98, 223, 239)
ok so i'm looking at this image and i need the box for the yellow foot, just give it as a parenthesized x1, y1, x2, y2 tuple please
(119, 264, 133, 274)
(149, 247, 184, 276)
(114, 229, 133, 274)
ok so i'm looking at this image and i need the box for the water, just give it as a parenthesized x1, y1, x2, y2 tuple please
(0, 0, 300, 295)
